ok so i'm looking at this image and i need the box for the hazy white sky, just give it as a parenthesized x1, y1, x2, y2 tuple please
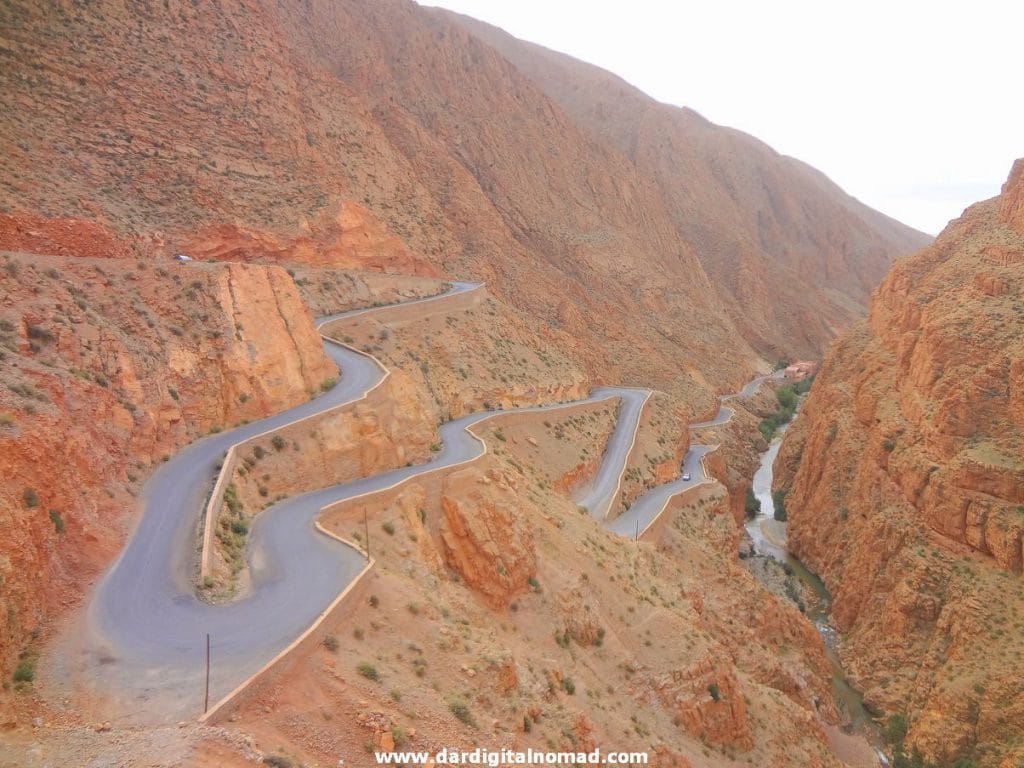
(420, 0, 1022, 235)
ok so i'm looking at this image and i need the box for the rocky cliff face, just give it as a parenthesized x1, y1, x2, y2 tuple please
(181, 201, 441, 277)
(776, 160, 1024, 767)
(0, 243, 333, 677)
(439, 465, 538, 608)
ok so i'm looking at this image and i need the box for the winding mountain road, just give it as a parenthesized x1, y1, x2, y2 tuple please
(75, 281, 772, 720)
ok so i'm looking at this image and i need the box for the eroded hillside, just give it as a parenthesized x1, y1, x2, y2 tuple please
(0, 0, 925, 407)
(435, 10, 931, 360)
(776, 160, 1024, 767)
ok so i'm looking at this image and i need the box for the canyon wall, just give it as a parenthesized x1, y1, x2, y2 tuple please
(776, 160, 1024, 767)
(0, 245, 334, 677)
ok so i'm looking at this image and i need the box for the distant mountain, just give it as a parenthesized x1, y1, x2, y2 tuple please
(1, 0, 926, 406)
(443, 9, 931, 358)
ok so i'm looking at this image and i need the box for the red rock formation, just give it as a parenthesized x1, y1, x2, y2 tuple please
(0, 212, 134, 259)
(182, 201, 440, 276)
(0, 248, 333, 676)
(439, 464, 537, 608)
(777, 160, 1024, 766)
(658, 654, 753, 750)
(998, 158, 1024, 234)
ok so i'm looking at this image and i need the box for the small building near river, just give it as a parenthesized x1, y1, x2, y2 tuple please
(784, 360, 818, 380)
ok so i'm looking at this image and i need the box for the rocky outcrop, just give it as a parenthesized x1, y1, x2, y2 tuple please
(0, 247, 334, 676)
(778, 160, 1024, 766)
(0, 212, 135, 259)
(439, 464, 536, 608)
(998, 158, 1024, 234)
(228, 369, 435, 510)
(657, 654, 753, 750)
(182, 201, 441, 276)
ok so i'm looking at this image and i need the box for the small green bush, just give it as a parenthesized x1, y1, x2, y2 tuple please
(323, 635, 339, 652)
(13, 659, 35, 683)
(708, 683, 721, 702)
(224, 484, 243, 515)
(382, 521, 395, 536)
(744, 486, 761, 518)
(22, 489, 39, 509)
(772, 489, 788, 522)
(883, 713, 908, 746)
(272, 435, 286, 451)
(26, 325, 54, 343)
(448, 699, 474, 726)
(356, 662, 379, 681)
(776, 385, 797, 410)
(48, 510, 65, 534)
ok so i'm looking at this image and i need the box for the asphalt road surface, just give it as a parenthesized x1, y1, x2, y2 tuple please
(76, 282, 772, 720)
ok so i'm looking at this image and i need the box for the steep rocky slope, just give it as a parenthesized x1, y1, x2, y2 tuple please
(222, 416, 851, 767)
(0, 237, 336, 680)
(776, 160, 1024, 767)
(0, 0, 924, 407)
(437, 10, 931, 359)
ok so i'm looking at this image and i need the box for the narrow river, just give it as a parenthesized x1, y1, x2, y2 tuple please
(745, 423, 888, 764)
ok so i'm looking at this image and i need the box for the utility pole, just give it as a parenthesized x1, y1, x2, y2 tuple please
(363, 509, 370, 559)
(204, 633, 211, 714)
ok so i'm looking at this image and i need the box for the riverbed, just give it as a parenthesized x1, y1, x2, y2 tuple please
(744, 424, 888, 767)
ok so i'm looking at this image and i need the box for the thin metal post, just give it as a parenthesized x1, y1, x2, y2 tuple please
(204, 633, 210, 713)
(364, 509, 370, 559)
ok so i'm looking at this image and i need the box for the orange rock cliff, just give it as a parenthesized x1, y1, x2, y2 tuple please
(776, 159, 1024, 767)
